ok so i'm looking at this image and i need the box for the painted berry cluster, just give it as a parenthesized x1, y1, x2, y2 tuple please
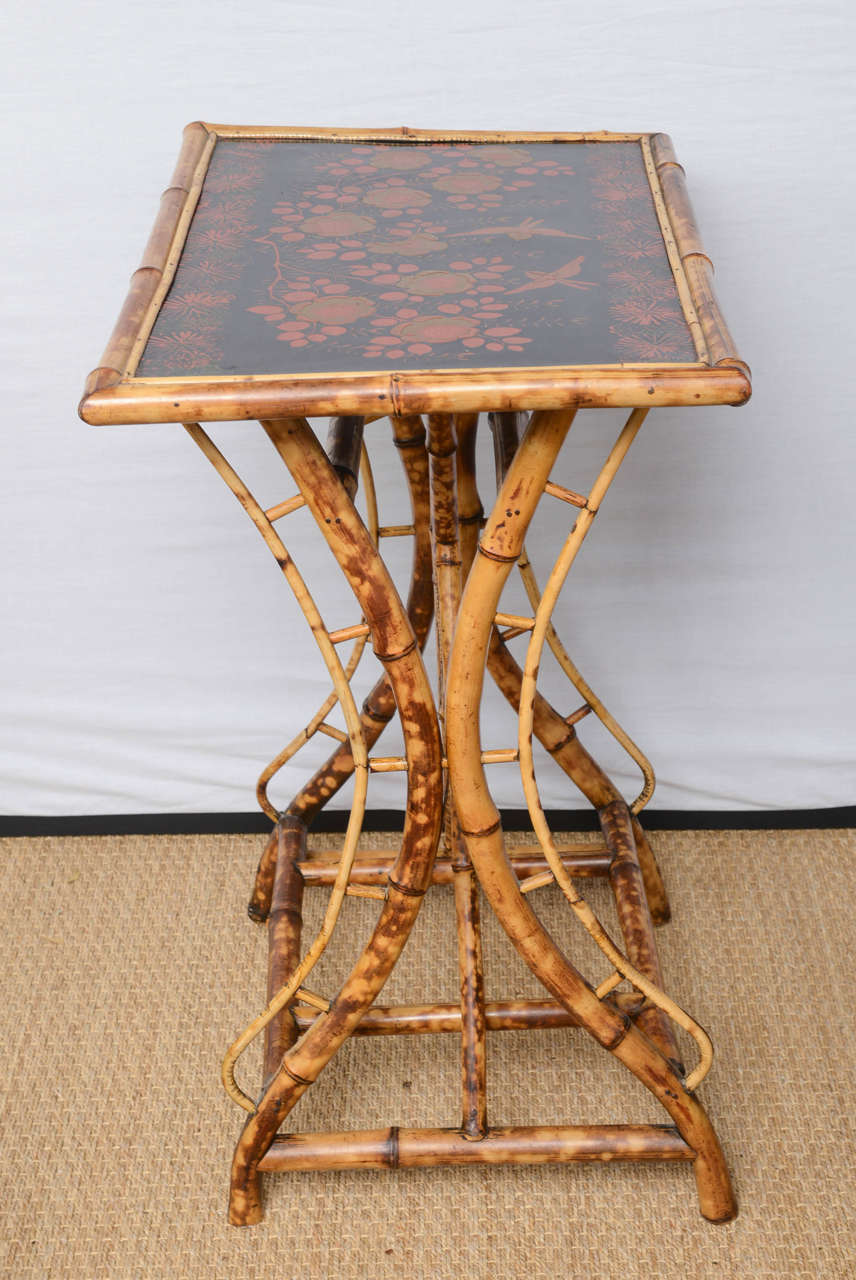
(139, 139, 696, 376)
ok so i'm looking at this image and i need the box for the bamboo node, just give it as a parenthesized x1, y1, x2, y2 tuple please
(387, 878, 427, 899)
(374, 639, 417, 663)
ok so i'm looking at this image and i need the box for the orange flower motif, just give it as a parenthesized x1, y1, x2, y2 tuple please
(613, 329, 688, 360)
(610, 298, 680, 327)
(163, 291, 235, 320)
(367, 149, 432, 170)
(292, 296, 376, 324)
(433, 173, 502, 194)
(397, 315, 479, 343)
(363, 186, 432, 209)
(367, 233, 449, 256)
(298, 212, 376, 236)
(400, 270, 476, 296)
(144, 329, 218, 370)
(475, 146, 533, 167)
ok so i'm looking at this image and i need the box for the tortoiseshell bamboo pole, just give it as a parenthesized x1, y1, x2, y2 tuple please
(292, 992, 646, 1036)
(427, 412, 487, 1139)
(228, 417, 443, 1226)
(600, 801, 682, 1068)
(446, 408, 735, 1222)
(325, 415, 365, 498)
(258, 1124, 695, 1171)
(297, 847, 612, 885)
(80, 363, 751, 427)
(263, 818, 305, 1087)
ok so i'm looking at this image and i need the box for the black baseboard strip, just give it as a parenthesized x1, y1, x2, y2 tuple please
(2, 806, 854, 838)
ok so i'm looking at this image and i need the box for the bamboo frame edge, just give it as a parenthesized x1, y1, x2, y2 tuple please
(650, 133, 751, 387)
(79, 125, 751, 424)
(78, 124, 217, 417)
(79, 365, 749, 425)
(202, 123, 649, 142)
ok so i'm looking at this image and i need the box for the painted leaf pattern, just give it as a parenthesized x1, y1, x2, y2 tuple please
(138, 139, 697, 377)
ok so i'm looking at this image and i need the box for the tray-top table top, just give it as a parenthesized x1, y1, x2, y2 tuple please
(80, 126, 750, 424)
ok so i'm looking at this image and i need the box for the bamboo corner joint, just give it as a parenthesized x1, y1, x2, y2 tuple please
(79, 123, 751, 1227)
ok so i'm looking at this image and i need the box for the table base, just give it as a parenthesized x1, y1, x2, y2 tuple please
(185, 410, 735, 1227)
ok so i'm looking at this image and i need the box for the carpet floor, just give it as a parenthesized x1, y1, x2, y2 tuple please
(1, 828, 853, 1279)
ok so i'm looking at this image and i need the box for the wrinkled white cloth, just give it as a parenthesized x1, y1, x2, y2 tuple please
(1, 0, 854, 814)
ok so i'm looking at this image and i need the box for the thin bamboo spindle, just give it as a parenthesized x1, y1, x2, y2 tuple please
(428, 412, 488, 1139)
(292, 993, 645, 1036)
(263, 819, 305, 1087)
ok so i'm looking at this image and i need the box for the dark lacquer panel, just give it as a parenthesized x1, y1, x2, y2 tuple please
(137, 139, 697, 377)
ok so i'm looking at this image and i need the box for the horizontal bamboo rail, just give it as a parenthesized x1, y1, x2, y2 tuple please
(258, 1125, 695, 1171)
(292, 993, 645, 1036)
(205, 124, 651, 142)
(80, 364, 750, 425)
(297, 848, 612, 886)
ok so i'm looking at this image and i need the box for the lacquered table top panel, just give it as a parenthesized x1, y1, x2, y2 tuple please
(136, 139, 697, 378)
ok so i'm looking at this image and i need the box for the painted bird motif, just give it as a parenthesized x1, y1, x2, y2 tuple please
(505, 256, 597, 294)
(447, 218, 589, 242)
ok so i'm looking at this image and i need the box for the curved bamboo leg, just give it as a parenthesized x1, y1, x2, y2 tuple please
(446, 409, 735, 1222)
(248, 415, 435, 921)
(229, 417, 443, 1225)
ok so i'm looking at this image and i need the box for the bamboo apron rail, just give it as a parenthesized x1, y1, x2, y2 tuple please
(80, 123, 751, 1227)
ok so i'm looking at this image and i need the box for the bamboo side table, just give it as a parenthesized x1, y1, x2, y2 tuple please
(80, 123, 751, 1226)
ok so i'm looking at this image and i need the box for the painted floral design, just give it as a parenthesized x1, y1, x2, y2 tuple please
(138, 139, 697, 376)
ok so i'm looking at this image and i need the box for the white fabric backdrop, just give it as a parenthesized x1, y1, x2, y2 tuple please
(2, 0, 854, 815)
